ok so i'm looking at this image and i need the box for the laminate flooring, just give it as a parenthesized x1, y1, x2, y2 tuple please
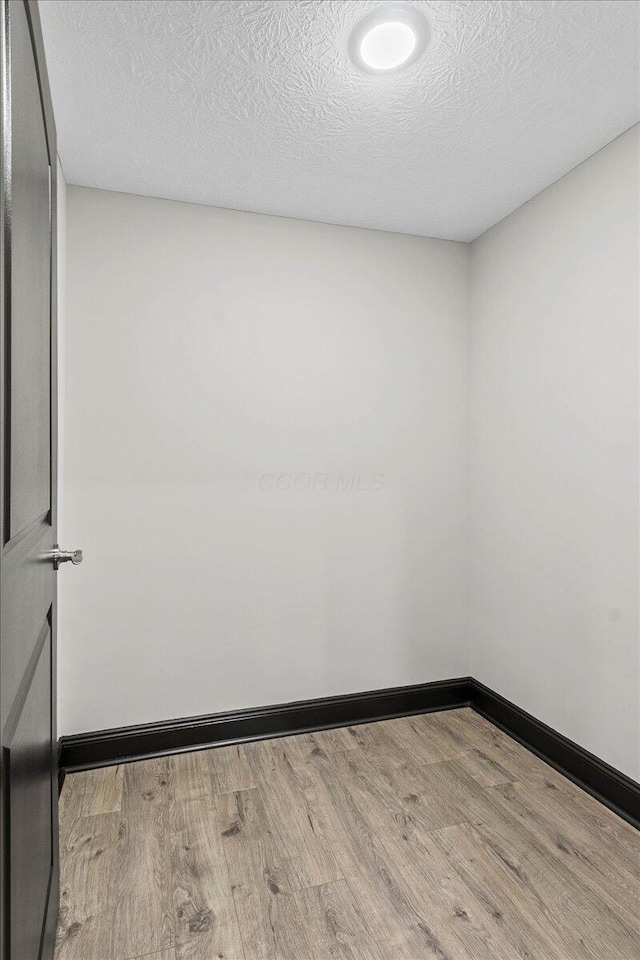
(55, 707, 640, 960)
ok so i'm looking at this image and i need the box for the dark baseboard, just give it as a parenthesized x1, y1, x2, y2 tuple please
(59, 676, 472, 772)
(470, 679, 640, 830)
(57, 741, 66, 796)
(58, 675, 639, 830)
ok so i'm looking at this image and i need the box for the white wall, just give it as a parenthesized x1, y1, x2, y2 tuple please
(62, 129, 640, 779)
(470, 126, 640, 780)
(56, 156, 66, 712)
(61, 188, 469, 735)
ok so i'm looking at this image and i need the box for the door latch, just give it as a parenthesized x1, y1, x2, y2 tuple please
(46, 545, 83, 570)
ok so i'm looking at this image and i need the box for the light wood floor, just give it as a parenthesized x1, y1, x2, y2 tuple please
(55, 707, 640, 960)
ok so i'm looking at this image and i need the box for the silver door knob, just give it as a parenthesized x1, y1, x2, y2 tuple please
(46, 545, 83, 570)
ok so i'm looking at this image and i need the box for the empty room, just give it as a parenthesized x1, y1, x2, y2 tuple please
(0, 0, 639, 958)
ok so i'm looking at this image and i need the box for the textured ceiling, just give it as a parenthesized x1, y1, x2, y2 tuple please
(40, 0, 639, 241)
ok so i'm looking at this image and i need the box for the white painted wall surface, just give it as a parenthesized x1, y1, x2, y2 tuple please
(56, 156, 66, 717)
(61, 188, 469, 735)
(469, 126, 640, 780)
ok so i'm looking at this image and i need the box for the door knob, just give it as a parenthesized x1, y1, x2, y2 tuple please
(46, 545, 83, 570)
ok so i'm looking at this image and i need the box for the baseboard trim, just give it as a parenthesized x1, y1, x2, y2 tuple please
(470, 679, 640, 830)
(59, 676, 472, 772)
(58, 675, 639, 830)
(57, 741, 66, 796)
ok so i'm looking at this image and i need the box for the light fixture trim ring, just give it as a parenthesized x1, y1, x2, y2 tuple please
(349, 5, 429, 76)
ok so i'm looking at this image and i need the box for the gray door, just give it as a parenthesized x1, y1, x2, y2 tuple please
(0, 2, 59, 958)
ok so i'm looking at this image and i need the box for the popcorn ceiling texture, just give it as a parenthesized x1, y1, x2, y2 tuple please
(40, 0, 639, 241)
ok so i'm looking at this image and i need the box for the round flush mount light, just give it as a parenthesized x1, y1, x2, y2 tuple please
(349, 6, 429, 75)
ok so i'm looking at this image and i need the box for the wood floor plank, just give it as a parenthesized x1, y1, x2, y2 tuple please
(518, 770, 640, 876)
(412, 756, 507, 825)
(217, 788, 309, 960)
(485, 780, 640, 934)
(170, 750, 215, 803)
(451, 711, 640, 858)
(216, 787, 298, 894)
(58, 773, 87, 846)
(366, 715, 435, 762)
(279, 726, 358, 765)
(108, 758, 174, 959)
(295, 751, 466, 959)
(291, 880, 381, 960)
(329, 749, 552, 960)
(170, 743, 255, 803)
(443, 709, 566, 785)
(469, 810, 640, 959)
(339, 721, 413, 768)
(57, 708, 640, 960)
(313, 725, 361, 752)
(209, 742, 255, 794)
(55, 813, 121, 960)
(244, 738, 343, 890)
(381, 712, 468, 765)
(56, 913, 110, 960)
(130, 952, 176, 960)
(79, 763, 124, 815)
(327, 747, 468, 834)
(455, 746, 517, 787)
(429, 822, 569, 960)
(170, 797, 244, 960)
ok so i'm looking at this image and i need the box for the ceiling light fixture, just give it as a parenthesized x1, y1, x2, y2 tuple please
(349, 6, 429, 76)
